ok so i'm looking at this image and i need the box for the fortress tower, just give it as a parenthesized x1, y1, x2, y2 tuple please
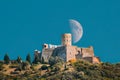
(62, 33, 72, 46)
(41, 33, 100, 63)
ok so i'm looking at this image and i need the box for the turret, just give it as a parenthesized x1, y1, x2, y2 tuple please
(62, 33, 72, 46)
(42, 43, 48, 49)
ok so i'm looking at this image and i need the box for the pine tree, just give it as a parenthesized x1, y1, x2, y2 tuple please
(33, 55, 40, 64)
(26, 53, 31, 64)
(4, 53, 10, 64)
(16, 56, 22, 63)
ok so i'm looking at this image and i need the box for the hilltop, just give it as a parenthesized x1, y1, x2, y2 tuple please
(0, 58, 120, 80)
(0, 33, 119, 80)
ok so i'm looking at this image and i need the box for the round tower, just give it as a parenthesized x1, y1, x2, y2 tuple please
(62, 33, 72, 46)
(42, 43, 48, 49)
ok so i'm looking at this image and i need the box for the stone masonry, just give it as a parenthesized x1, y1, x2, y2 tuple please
(40, 33, 100, 64)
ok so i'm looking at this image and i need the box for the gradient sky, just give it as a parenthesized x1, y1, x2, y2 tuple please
(0, 0, 120, 63)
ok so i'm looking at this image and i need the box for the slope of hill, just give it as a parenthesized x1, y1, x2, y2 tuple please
(0, 59, 120, 80)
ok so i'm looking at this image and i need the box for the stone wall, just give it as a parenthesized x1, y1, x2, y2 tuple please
(41, 44, 100, 63)
(66, 46, 77, 62)
(83, 57, 100, 63)
(76, 47, 82, 59)
(92, 57, 100, 64)
(81, 46, 94, 58)
(41, 48, 54, 62)
(83, 57, 93, 63)
(52, 46, 66, 61)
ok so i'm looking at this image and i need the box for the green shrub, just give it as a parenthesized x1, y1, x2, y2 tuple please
(41, 65, 48, 70)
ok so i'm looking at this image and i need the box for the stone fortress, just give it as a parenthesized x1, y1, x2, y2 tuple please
(35, 33, 100, 64)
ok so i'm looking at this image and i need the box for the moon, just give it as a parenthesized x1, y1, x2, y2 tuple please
(69, 19, 83, 43)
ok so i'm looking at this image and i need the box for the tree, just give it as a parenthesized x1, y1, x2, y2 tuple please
(32, 55, 40, 64)
(26, 53, 31, 64)
(4, 53, 10, 64)
(52, 65, 61, 72)
(22, 61, 30, 70)
(0, 63, 4, 71)
(16, 56, 22, 63)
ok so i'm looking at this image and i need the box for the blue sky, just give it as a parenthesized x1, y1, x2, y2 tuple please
(0, 0, 120, 63)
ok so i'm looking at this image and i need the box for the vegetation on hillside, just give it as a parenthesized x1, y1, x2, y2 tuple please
(0, 54, 120, 80)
